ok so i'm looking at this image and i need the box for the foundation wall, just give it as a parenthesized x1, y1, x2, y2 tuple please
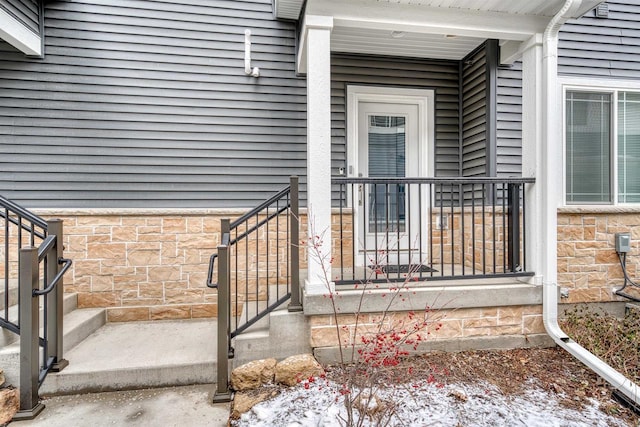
(309, 304, 545, 349)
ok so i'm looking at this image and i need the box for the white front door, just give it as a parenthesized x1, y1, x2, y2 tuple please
(347, 86, 434, 269)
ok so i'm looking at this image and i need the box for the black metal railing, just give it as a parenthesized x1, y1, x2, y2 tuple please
(0, 195, 71, 419)
(208, 176, 301, 401)
(332, 177, 535, 285)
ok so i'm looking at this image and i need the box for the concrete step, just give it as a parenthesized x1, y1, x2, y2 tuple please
(40, 318, 218, 396)
(235, 284, 291, 333)
(0, 280, 19, 310)
(232, 307, 310, 368)
(0, 296, 105, 386)
(0, 293, 79, 348)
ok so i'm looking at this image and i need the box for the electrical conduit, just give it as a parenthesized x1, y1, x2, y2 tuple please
(541, 0, 640, 406)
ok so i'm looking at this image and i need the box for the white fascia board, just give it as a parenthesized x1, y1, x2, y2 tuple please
(0, 7, 41, 56)
(307, 0, 549, 42)
(297, 15, 333, 75)
(500, 34, 543, 65)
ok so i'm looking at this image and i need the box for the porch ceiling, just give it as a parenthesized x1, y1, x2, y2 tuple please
(284, 0, 602, 63)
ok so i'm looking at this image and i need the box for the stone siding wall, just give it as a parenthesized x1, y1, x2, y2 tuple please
(309, 305, 544, 349)
(557, 210, 640, 304)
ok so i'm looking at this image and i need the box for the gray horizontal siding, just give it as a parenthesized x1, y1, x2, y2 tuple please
(559, 1, 640, 77)
(494, 1, 640, 177)
(0, 0, 39, 35)
(496, 61, 522, 177)
(0, 0, 306, 208)
(331, 54, 461, 178)
(462, 45, 487, 177)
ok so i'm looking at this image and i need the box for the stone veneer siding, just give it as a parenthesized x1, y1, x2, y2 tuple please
(557, 208, 640, 304)
(309, 305, 545, 349)
(44, 210, 225, 322)
(0, 209, 310, 323)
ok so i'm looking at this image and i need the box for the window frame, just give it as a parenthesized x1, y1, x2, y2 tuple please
(562, 78, 640, 206)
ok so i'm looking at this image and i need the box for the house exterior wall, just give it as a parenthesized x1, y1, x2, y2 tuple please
(330, 54, 461, 178)
(461, 43, 490, 177)
(0, 0, 305, 209)
(494, 0, 640, 306)
(0, 0, 39, 35)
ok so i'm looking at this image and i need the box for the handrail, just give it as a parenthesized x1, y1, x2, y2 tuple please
(0, 212, 46, 240)
(37, 235, 57, 261)
(229, 187, 291, 229)
(33, 258, 72, 296)
(0, 195, 47, 229)
(1, 196, 70, 418)
(212, 176, 300, 402)
(334, 176, 536, 185)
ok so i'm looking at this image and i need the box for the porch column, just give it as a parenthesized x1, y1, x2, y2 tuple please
(302, 16, 334, 294)
(521, 34, 544, 283)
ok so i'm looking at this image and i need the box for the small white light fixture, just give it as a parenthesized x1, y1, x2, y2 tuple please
(390, 31, 406, 38)
(244, 29, 260, 78)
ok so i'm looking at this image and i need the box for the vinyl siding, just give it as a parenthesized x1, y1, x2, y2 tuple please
(496, 61, 522, 177)
(331, 54, 461, 179)
(0, 0, 39, 35)
(559, 1, 640, 77)
(0, 0, 305, 208)
(495, 1, 640, 176)
(461, 45, 487, 177)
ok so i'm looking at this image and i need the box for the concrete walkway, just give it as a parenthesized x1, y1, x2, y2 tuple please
(12, 384, 230, 427)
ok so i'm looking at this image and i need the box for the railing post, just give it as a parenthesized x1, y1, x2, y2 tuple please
(288, 176, 302, 312)
(507, 183, 521, 272)
(213, 219, 232, 403)
(47, 219, 68, 372)
(16, 246, 45, 419)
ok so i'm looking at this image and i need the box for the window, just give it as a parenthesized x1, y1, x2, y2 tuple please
(565, 89, 640, 204)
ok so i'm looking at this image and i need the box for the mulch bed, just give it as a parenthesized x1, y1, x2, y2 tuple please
(325, 347, 639, 426)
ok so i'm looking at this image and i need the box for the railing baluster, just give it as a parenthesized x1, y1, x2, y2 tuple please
(471, 183, 476, 275)
(492, 183, 497, 275)
(328, 177, 533, 285)
(450, 184, 454, 277)
(460, 183, 465, 276)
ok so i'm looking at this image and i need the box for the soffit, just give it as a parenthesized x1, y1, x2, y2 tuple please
(292, 0, 602, 61)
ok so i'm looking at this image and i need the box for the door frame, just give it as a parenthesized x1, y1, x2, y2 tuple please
(346, 85, 435, 180)
(346, 85, 435, 266)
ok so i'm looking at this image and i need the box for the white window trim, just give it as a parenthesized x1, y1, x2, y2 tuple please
(560, 76, 640, 207)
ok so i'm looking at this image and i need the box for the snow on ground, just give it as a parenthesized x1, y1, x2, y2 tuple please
(235, 379, 628, 427)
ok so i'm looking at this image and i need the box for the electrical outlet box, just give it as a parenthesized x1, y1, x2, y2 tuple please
(615, 232, 631, 253)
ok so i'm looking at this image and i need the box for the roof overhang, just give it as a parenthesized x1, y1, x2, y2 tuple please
(0, 6, 41, 56)
(281, 0, 602, 71)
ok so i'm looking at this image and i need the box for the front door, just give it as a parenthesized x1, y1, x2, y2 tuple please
(347, 86, 434, 270)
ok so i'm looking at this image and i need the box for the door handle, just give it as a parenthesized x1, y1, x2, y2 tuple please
(358, 184, 363, 206)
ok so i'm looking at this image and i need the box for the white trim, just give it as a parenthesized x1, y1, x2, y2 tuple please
(0, 7, 41, 56)
(297, 15, 333, 74)
(560, 80, 640, 207)
(346, 85, 435, 180)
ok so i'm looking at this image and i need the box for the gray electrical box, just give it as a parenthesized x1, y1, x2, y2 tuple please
(615, 232, 631, 253)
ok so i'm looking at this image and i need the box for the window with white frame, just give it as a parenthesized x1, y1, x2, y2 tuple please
(565, 89, 640, 204)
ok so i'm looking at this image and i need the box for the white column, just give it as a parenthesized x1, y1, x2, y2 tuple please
(303, 16, 334, 294)
(521, 34, 544, 284)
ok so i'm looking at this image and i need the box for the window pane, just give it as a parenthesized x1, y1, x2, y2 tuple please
(368, 115, 406, 232)
(618, 92, 640, 203)
(566, 92, 611, 203)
